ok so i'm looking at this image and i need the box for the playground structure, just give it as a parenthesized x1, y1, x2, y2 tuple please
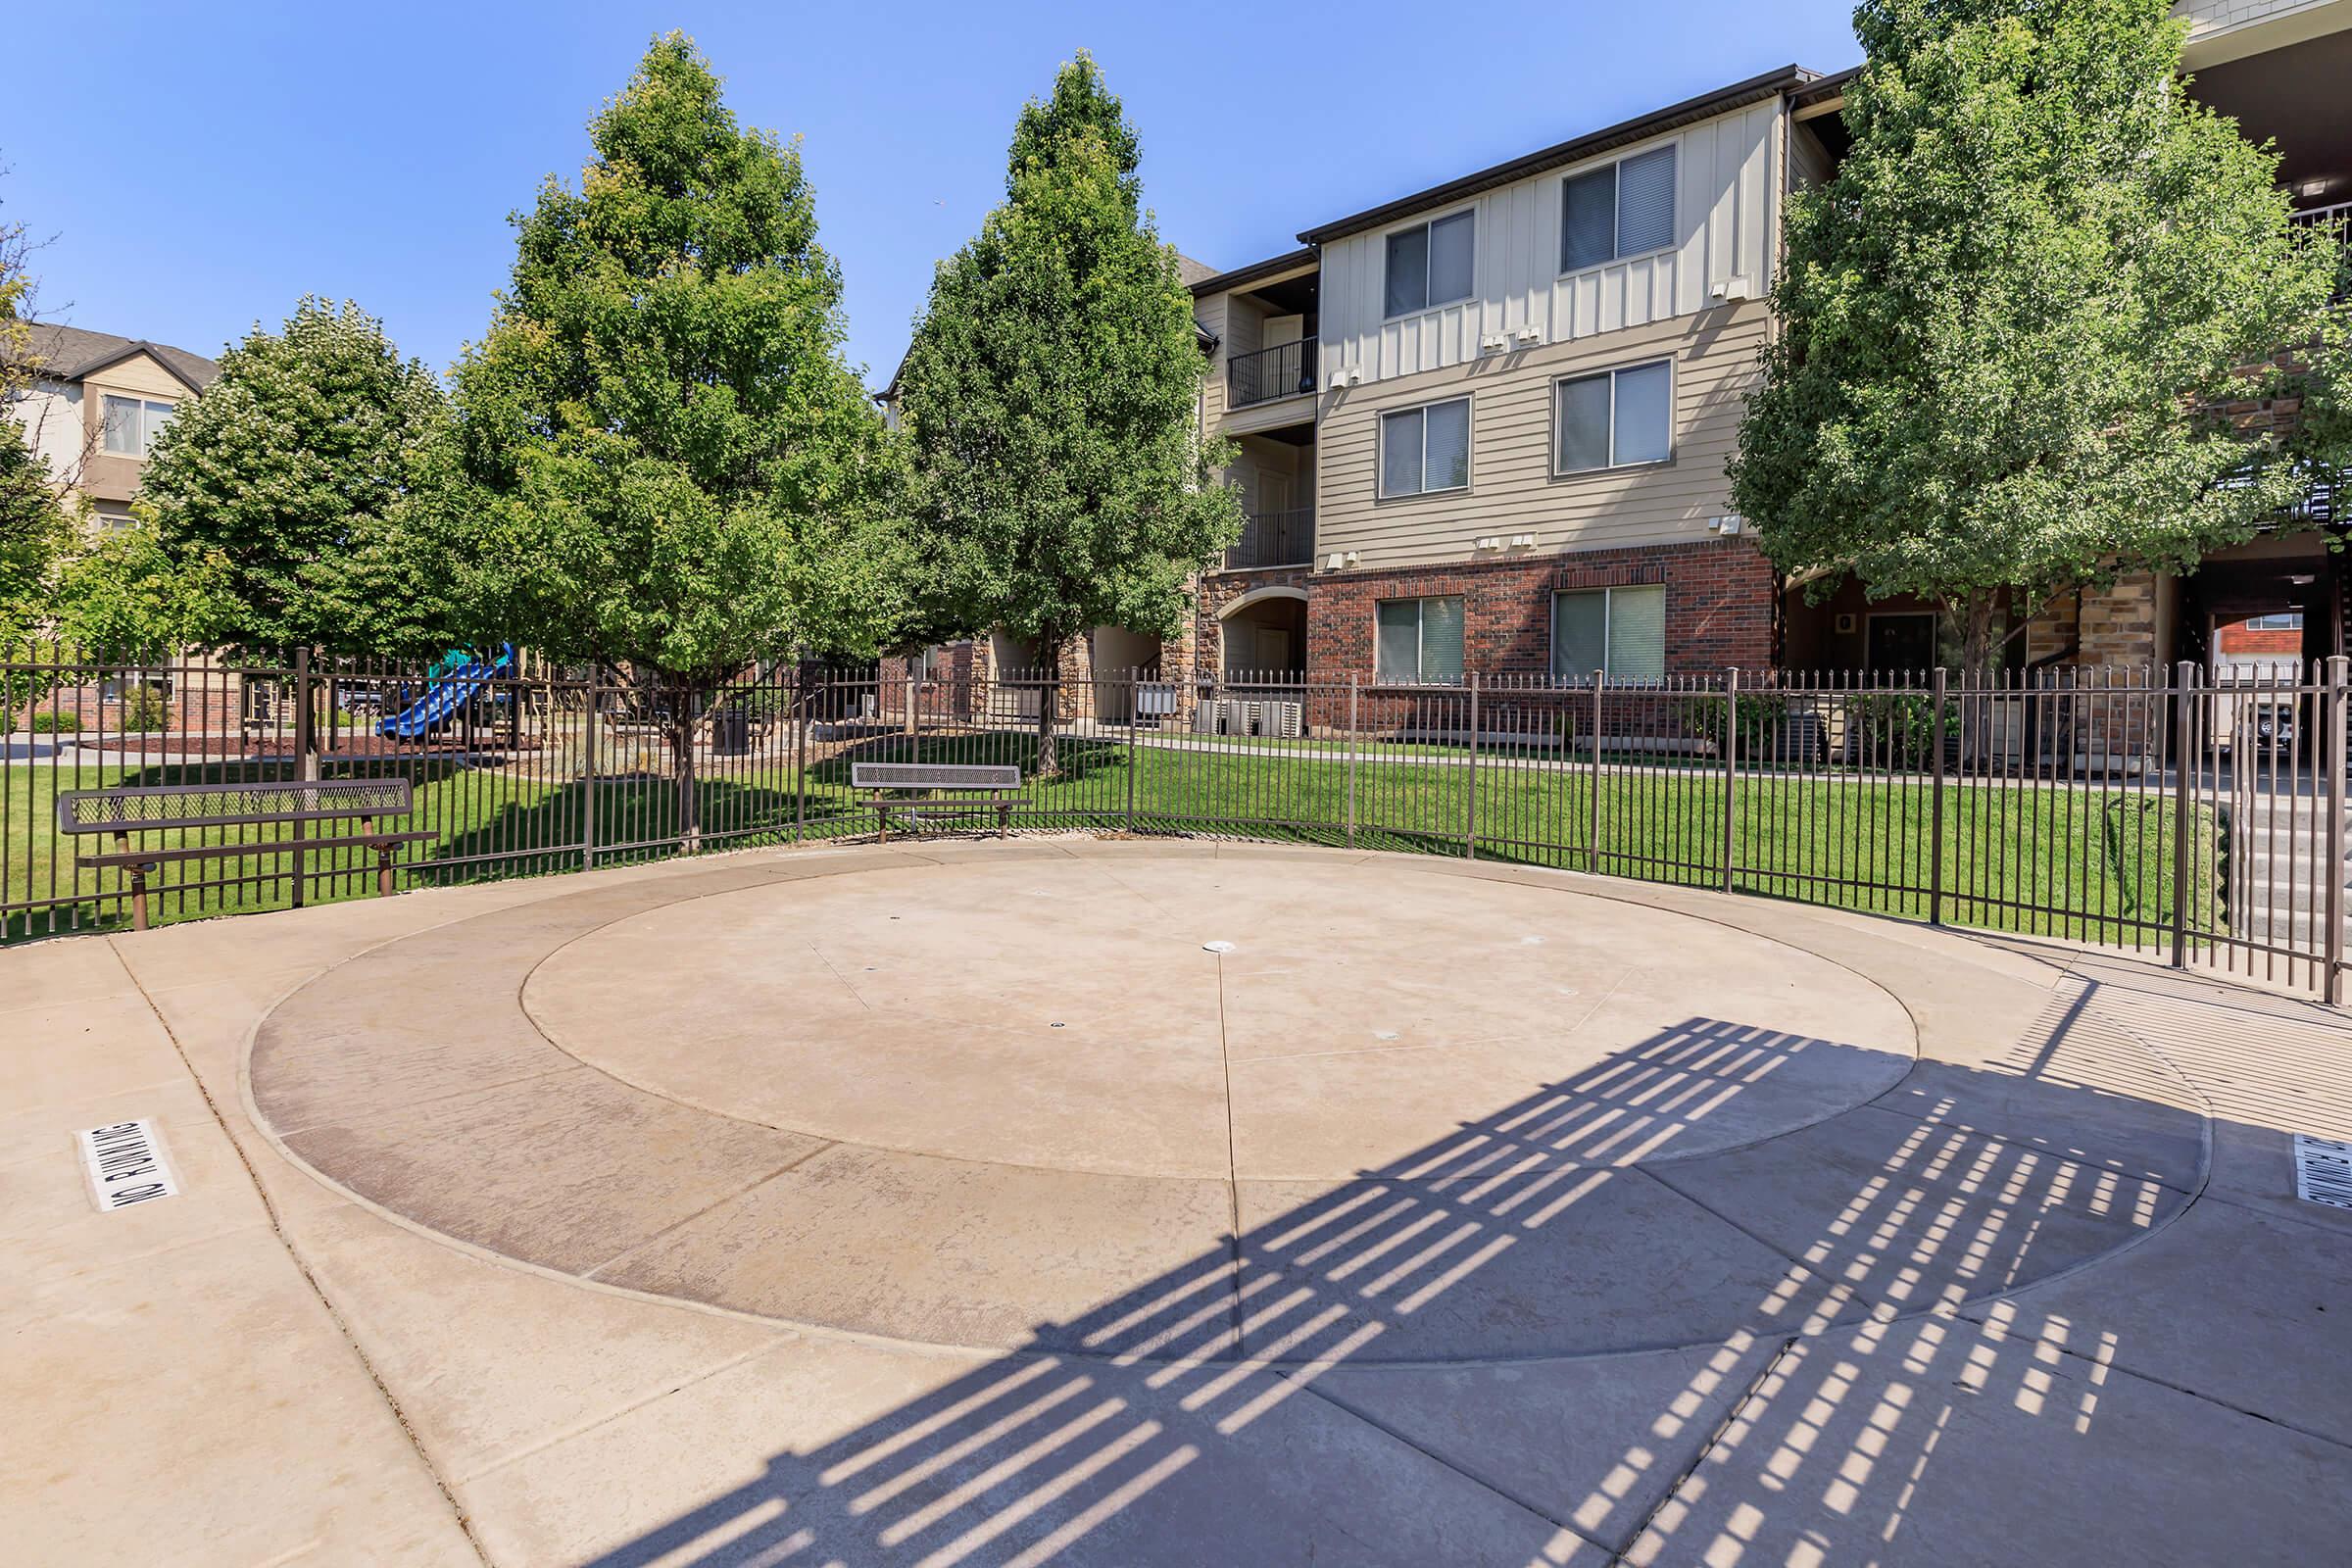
(376, 646, 516, 740)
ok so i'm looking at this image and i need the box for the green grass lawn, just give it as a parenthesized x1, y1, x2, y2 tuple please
(1, 753, 808, 940)
(4, 728, 2214, 948)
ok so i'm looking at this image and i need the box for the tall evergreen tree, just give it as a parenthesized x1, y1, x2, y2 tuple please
(453, 33, 909, 841)
(898, 53, 1239, 773)
(1732, 0, 2346, 673)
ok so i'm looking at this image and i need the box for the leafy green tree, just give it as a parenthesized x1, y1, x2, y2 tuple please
(0, 413, 68, 636)
(897, 53, 1239, 773)
(45, 516, 186, 659)
(453, 32, 907, 842)
(1732, 0, 2346, 674)
(136, 296, 463, 655)
(0, 172, 73, 641)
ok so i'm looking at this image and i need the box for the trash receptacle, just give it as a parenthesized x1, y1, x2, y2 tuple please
(712, 704, 751, 755)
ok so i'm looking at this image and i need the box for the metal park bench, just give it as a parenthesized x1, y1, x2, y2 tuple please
(57, 778, 434, 931)
(851, 761, 1023, 841)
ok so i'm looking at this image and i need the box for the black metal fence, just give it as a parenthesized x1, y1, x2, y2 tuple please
(6, 646, 2345, 996)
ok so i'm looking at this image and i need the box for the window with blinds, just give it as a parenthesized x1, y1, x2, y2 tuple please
(1560, 144, 1677, 273)
(1377, 597, 1465, 684)
(1551, 585, 1666, 682)
(1385, 210, 1476, 317)
(1381, 397, 1471, 497)
(1554, 361, 1673, 473)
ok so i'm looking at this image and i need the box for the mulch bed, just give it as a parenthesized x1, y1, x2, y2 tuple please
(74, 735, 544, 760)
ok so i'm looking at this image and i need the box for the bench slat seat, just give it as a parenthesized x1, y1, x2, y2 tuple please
(851, 761, 1024, 842)
(76, 830, 437, 869)
(57, 777, 429, 930)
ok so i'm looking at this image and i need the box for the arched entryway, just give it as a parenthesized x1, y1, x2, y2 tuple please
(1217, 586, 1309, 685)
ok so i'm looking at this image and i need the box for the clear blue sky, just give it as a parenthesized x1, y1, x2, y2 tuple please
(9, 0, 1860, 391)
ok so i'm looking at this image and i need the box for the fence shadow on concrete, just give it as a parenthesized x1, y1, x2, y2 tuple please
(553, 987, 2301, 1568)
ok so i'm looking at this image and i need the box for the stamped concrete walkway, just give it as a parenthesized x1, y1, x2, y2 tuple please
(5, 837, 2350, 1567)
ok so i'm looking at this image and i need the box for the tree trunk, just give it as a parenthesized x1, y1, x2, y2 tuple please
(1955, 593, 2001, 771)
(668, 679, 701, 854)
(1035, 634, 1066, 778)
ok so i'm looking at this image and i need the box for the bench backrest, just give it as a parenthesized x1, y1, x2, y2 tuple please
(57, 777, 418, 836)
(850, 761, 1022, 792)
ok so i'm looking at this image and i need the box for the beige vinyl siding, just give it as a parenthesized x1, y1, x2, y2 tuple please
(1317, 102, 1779, 385)
(2178, 0, 2340, 44)
(1313, 298, 1766, 570)
(1195, 291, 1231, 427)
(84, 352, 197, 403)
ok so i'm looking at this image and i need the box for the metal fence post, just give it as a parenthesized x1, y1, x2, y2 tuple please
(1465, 672, 1480, 859)
(581, 674, 599, 872)
(2172, 660, 2197, 969)
(1589, 669, 1604, 874)
(1125, 667, 1139, 833)
(1346, 674, 1359, 848)
(2327, 656, 2347, 1004)
(1930, 666, 1947, 926)
(1720, 667, 1739, 893)
(793, 672, 808, 843)
(291, 647, 315, 908)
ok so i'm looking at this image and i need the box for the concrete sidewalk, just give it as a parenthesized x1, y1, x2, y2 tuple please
(4, 838, 2350, 1567)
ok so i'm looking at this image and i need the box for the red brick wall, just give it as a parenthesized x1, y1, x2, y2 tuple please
(1302, 537, 1774, 677)
(2214, 623, 2301, 655)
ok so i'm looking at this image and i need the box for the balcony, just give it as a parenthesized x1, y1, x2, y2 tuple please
(2292, 201, 2351, 301)
(1227, 337, 1317, 411)
(1223, 508, 1314, 571)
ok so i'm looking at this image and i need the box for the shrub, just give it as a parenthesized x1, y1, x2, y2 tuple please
(28, 710, 80, 733)
(1843, 693, 1948, 767)
(121, 687, 171, 732)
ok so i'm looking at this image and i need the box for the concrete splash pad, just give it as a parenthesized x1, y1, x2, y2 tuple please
(248, 843, 2201, 1362)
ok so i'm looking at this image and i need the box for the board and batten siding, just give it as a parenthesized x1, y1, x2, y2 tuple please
(1318, 102, 1778, 386)
(1313, 298, 1769, 571)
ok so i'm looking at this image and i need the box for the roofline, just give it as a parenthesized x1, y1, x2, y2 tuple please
(1187, 246, 1318, 298)
(1296, 64, 1822, 246)
(1791, 64, 1859, 111)
(44, 339, 212, 395)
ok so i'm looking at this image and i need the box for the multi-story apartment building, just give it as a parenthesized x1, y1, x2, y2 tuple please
(1191, 67, 1794, 688)
(7, 323, 220, 529)
(1176, 0, 2349, 690)
(888, 1, 2345, 706)
(5, 324, 224, 730)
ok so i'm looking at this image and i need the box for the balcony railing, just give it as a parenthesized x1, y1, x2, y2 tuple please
(1226, 337, 1317, 410)
(1222, 507, 1314, 571)
(2293, 201, 2352, 301)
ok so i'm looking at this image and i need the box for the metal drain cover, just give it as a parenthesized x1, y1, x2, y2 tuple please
(2293, 1134, 2352, 1210)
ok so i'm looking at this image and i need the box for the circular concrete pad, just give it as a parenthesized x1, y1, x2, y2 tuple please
(521, 857, 1919, 1179)
(250, 844, 2201, 1362)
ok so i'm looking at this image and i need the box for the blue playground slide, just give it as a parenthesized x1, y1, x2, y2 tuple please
(379, 646, 514, 740)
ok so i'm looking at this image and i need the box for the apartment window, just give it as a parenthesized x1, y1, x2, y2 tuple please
(1384, 210, 1475, 318)
(1554, 361, 1672, 473)
(1381, 397, 1471, 497)
(1561, 145, 1677, 273)
(1551, 585, 1666, 682)
(1377, 596, 1465, 684)
(101, 395, 176, 457)
(2244, 612, 2303, 630)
